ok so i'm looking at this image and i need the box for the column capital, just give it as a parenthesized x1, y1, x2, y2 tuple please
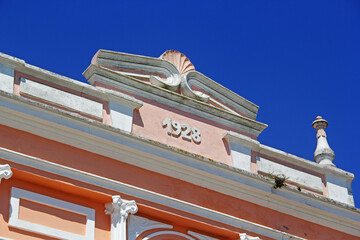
(0, 164, 12, 183)
(105, 195, 138, 219)
(105, 195, 138, 240)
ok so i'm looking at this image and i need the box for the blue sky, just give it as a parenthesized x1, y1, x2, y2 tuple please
(1, 1, 360, 206)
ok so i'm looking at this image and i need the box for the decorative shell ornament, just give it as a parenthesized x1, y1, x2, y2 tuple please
(160, 50, 195, 74)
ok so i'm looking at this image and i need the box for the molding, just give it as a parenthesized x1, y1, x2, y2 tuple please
(223, 131, 354, 184)
(0, 93, 359, 237)
(128, 215, 172, 240)
(239, 233, 260, 240)
(223, 131, 260, 149)
(105, 89, 143, 110)
(223, 131, 260, 171)
(142, 231, 195, 240)
(90, 49, 259, 120)
(182, 71, 258, 119)
(0, 164, 12, 183)
(9, 187, 95, 240)
(20, 77, 103, 119)
(0, 52, 143, 111)
(187, 231, 219, 240)
(105, 195, 138, 240)
(83, 65, 267, 137)
(1, 148, 358, 239)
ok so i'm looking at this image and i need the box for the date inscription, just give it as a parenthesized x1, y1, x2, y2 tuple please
(162, 118, 201, 143)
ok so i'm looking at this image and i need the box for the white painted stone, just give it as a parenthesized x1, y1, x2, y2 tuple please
(107, 91, 142, 132)
(230, 143, 252, 171)
(223, 131, 259, 172)
(239, 233, 260, 240)
(109, 101, 134, 132)
(128, 215, 172, 240)
(0, 164, 12, 183)
(20, 78, 103, 119)
(258, 157, 323, 192)
(325, 172, 352, 205)
(0, 64, 14, 93)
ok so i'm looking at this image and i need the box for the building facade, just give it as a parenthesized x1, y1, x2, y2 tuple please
(0, 49, 359, 240)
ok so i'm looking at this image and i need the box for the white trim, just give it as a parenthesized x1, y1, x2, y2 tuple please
(0, 164, 12, 183)
(143, 230, 195, 240)
(0, 52, 141, 106)
(128, 215, 173, 240)
(0, 63, 14, 94)
(239, 233, 260, 240)
(9, 188, 95, 240)
(105, 195, 138, 240)
(187, 231, 219, 240)
(20, 77, 103, 119)
(90, 50, 259, 119)
(84, 65, 267, 137)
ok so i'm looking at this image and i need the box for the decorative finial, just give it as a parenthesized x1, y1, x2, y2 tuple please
(312, 116, 335, 166)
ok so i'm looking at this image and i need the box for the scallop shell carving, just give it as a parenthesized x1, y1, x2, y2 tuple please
(160, 50, 195, 74)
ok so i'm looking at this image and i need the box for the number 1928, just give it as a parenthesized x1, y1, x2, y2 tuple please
(162, 118, 201, 143)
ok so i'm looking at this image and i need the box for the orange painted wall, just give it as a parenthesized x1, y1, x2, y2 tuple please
(0, 176, 110, 240)
(0, 124, 358, 240)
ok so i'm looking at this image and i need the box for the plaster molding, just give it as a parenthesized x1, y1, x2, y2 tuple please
(182, 71, 258, 119)
(9, 187, 95, 240)
(223, 131, 260, 150)
(0, 94, 359, 237)
(223, 131, 260, 172)
(87, 49, 260, 120)
(180, 72, 210, 102)
(128, 215, 172, 240)
(0, 51, 142, 111)
(84, 65, 267, 137)
(142, 231, 195, 240)
(0, 164, 12, 183)
(187, 231, 219, 240)
(239, 233, 260, 240)
(105, 195, 138, 240)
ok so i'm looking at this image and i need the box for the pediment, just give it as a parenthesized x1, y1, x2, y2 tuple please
(89, 49, 259, 120)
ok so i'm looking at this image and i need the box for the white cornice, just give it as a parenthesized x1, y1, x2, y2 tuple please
(93, 50, 259, 120)
(83, 64, 267, 137)
(183, 71, 259, 119)
(223, 131, 354, 181)
(0, 52, 143, 108)
(0, 91, 359, 237)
